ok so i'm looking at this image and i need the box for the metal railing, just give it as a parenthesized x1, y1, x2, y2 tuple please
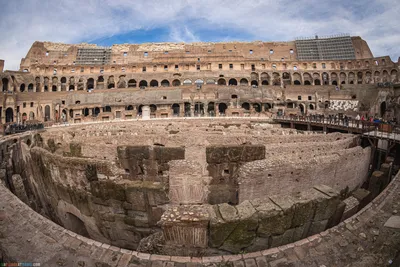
(274, 115, 400, 141)
(3, 123, 45, 135)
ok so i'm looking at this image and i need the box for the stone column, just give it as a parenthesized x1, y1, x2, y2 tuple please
(142, 105, 150, 120)
(190, 104, 194, 117)
(368, 171, 385, 199)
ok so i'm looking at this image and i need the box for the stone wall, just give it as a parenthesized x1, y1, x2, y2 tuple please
(4, 140, 177, 250)
(238, 145, 370, 201)
(206, 145, 266, 204)
(0, 120, 374, 258)
(0, 169, 398, 266)
(207, 185, 342, 254)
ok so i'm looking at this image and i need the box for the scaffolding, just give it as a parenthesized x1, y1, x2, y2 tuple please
(295, 34, 356, 61)
(75, 47, 112, 65)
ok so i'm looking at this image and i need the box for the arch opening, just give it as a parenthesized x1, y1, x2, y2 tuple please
(161, 80, 170, 87)
(218, 103, 228, 115)
(64, 212, 90, 238)
(5, 108, 13, 123)
(228, 79, 237, 86)
(150, 80, 159, 87)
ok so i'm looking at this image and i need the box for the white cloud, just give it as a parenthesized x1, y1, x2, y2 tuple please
(169, 26, 200, 43)
(0, 0, 399, 70)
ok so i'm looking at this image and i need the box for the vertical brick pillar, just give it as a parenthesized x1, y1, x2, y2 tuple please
(368, 171, 385, 199)
(380, 163, 391, 187)
(160, 205, 209, 255)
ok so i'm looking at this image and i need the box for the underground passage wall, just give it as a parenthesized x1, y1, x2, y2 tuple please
(0, 120, 372, 256)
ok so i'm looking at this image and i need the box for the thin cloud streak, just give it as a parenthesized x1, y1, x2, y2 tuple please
(0, 0, 399, 70)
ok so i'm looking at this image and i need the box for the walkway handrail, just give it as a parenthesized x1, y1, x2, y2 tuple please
(274, 115, 400, 141)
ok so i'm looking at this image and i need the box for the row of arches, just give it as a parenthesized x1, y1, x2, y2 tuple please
(1, 69, 399, 92)
(3, 105, 51, 123)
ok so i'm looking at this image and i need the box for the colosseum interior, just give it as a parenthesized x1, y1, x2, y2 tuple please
(0, 35, 399, 266)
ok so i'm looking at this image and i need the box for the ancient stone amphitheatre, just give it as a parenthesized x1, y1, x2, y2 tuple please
(0, 35, 399, 266)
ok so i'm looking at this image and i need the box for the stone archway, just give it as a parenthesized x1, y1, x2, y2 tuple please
(5, 108, 13, 123)
(64, 212, 90, 238)
(44, 105, 51, 121)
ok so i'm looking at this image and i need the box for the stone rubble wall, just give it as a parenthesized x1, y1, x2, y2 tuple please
(2, 140, 175, 250)
(207, 185, 343, 254)
(0, 169, 397, 266)
(238, 145, 371, 200)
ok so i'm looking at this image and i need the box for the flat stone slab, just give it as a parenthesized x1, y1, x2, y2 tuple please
(384, 216, 400, 229)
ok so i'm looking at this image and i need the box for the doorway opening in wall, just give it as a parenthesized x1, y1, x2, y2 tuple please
(64, 212, 90, 238)
(299, 104, 305, 114)
(253, 103, 261, 113)
(194, 102, 204, 116)
(242, 102, 250, 111)
(5, 108, 13, 123)
(184, 102, 191, 117)
(207, 102, 215, 117)
(380, 101, 386, 117)
(218, 103, 227, 115)
(172, 104, 180, 116)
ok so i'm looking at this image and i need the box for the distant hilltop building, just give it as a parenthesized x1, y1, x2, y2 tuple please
(0, 34, 399, 124)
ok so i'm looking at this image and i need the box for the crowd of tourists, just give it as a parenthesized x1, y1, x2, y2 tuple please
(3, 123, 44, 135)
(278, 113, 397, 128)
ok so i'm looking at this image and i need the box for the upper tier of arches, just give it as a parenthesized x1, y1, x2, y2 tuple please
(0, 68, 398, 93)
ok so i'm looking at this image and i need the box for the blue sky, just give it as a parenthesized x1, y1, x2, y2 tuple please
(0, 0, 399, 70)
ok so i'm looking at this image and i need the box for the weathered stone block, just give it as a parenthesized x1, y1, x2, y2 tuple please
(352, 188, 372, 211)
(290, 196, 315, 228)
(206, 145, 265, 164)
(292, 222, 311, 241)
(327, 201, 346, 228)
(117, 146, 150, 160)
(153, 147, 185, 162)
(218, 203, 238, 222)
(313, 189, 340, 221)
(220, 220, 257, 253)
(222, 200, 259, 251)
(125, 187, 147, 212)
(91, 180, 126, 202)
(147, 187, 169, 206)
(66, 142, 82, 157)
(380, 163, 391, 187)
(307, 220, 328, 236)
(368, 170, 385, 198)
(313, 185, 340, 198)
(208, 205, 237, 248)
(241, 145, 266, 162)
(270, 234, 283, 248)
(341, 196, 360, 221)
(255, 198, 293, 236)
(208, 184, 237, 205)
(245, 237, 270, 252)
(125, 211, 149, 227)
